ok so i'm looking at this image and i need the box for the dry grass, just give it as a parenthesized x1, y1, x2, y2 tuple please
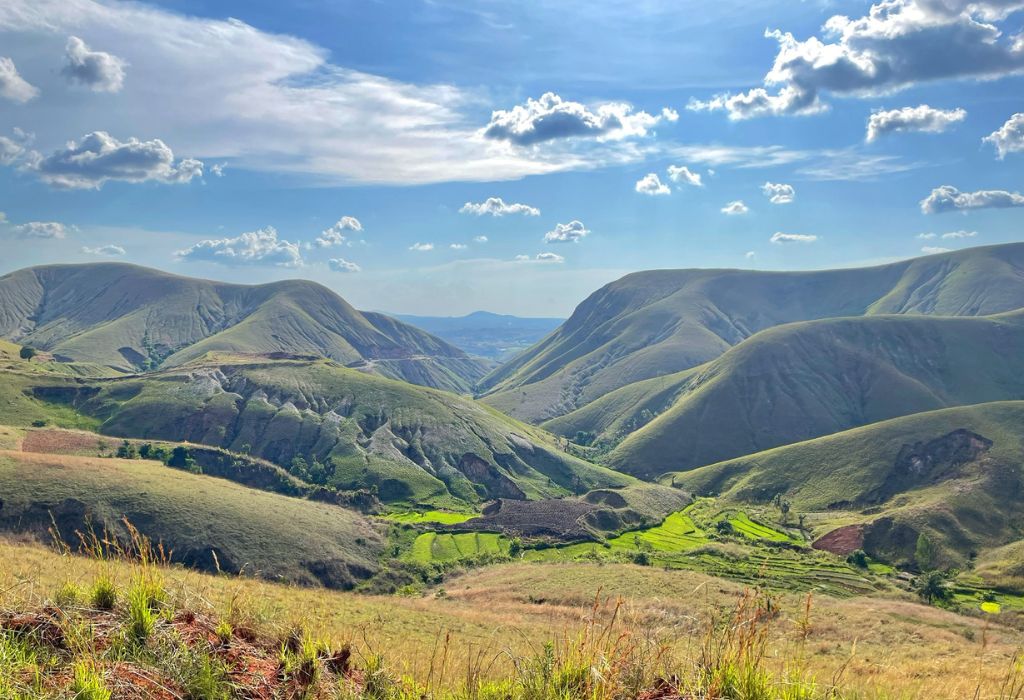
(2, 537, 1022, 698)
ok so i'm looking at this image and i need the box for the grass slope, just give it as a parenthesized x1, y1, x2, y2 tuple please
(9, 358, 633, 509)
(481, 243, 1024, 422)
(606, 310, 1024, 478)
(666, 401, 1024, 580)
(0, 263, 489, 392)
(0, 450, 384, 588)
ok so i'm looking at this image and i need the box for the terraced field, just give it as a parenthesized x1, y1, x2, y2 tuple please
(728, 512, 793, 542)
(385, 511, 477, 525)
(408, 531, 509, 563)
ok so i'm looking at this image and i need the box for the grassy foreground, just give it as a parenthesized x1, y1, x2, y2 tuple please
(2, 537, 1024, 699)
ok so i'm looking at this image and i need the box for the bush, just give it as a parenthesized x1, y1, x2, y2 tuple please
(19, 346, 36, 360)
(168, 446, 199, 473)
(116, 440, 138, 459)
(30, 419, 47, 428)
(847, 549, 869, 569)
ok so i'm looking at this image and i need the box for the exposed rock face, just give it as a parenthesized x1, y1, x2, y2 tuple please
(867, 429, 993, 503)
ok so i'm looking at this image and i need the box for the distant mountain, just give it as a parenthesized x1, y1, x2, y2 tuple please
(604, 309, 1024, 478)
(0, 263, 490, 392)
(393, 311, 563, 361)
(479, 244, 1024, 422)
(664, 401, 1024, 579)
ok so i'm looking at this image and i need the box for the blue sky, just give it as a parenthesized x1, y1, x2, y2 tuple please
(1, 0, 1023, 315)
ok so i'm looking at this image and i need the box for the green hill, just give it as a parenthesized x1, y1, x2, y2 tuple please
(10, 357, 633, 509)
(663, 401, 1024, 581)
(0, 263, 489, 392)
(605, 310, 1024, 478)
(480, 244, 1024, 422)
(0, 449, 384, 588)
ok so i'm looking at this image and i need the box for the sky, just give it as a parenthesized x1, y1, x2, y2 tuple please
(0, 0, 1023, 316)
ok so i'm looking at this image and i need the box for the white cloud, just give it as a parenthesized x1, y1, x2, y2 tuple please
(450, 243, 468, 250)
(0, 56, 37, 103)
(762, 181, 795, 204)
(515, 252, 564, 263)
(175, 226, 302, 267)
(0, 1, 640, 185)
(688, 2, 1024, 120)
(409, 242, 434, 251)
(473, 235, 488, 243)
(942, 229, 977, 238)
(983, 113, 1024, 158)
(917, 232, 938, 239)
(13, 221, 68, 239)
(866, 105, 966, 141)
(635, 172, 670, 196)
(328, 257, 361, 273)
(721, 200, 749, 215)
(0, 136, 24, 165)
(316, 216, 363, 247)
(482, 92, 669, 145)
(770, 232, 818, 244)
(667, 164, 703, 187)
(661, 107, 680, 122)
(745, 251, 756, 259)
(544, 220, 589, 243)
(62, 36, 126, 92)
(670, 144, 814, 169)
(31, 131, 203, 189)
(921, 185, 1024, 213)
(210, 163, 226, 177)
(459, 197, 540, 216)
(82, 244, 125, 256)
(922, 245, 953, 254)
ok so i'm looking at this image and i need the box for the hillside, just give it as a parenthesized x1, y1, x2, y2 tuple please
(0, 449, 384, 588)
(394, 311, 563, 360)
(664, 401, 1024, 579)
(9, 357, 633, 509)
(480, 244, 1024, 422)
(604, 310, 1024, 478)
(0, 263, 490, 392)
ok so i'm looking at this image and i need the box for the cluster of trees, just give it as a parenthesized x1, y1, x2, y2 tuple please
(289, 456, 336, 485)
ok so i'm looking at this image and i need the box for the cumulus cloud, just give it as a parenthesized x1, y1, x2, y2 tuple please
(450, 243, 467, 250)
(473, 235, 488, 243)
(544, 220, 589, 243)
(459, 197, 540, 216)
(667, 165, 703, 187)
(409, 242, 434, 251)
(866, 105, 966, 141)
(175, 227, 302, 267)
(635, 173, 670, 195)
(328, 257, 361, 273)
(31, 131, 203, 189)
(316, 216, 363, 247)
(942, 229, 977, 238)
(210, 163, 226, 177)
(922, 245, 953, 254)
(82, 244, 125, 256)
(721, 200, 749, 215)
(762, 182, 795, 204)
(13, 221, 68, 239)
(921, 185, 1024, 213)
(983, 113, 1024, 158)
(770, 232, 818, 244)
(482, 92, 668, 145)
(61, 36, 126, 92)
(688, 1, 1024, 120)
(0, 56, 37, 103)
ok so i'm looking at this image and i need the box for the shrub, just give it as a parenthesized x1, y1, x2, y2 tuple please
(168, 446, 199, 473)
(116, 440, 138, 459)
(30, 419, 47, 428)
(847, 549, 869, 569)
(19, 346, 36, 360)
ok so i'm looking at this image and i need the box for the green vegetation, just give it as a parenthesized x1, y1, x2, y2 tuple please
(407, 532, 509, 563)
(481, 243, 1024, 423)
(384, 511, 477, 525)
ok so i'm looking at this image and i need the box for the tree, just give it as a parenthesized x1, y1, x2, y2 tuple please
(914, 570, 952, 604)
(847, 549, 869, 569)
(915, 533, 936, 571)
(19, 346, 36, 360)
(168, 446, 198, 473)
(116, 440, 137, 459)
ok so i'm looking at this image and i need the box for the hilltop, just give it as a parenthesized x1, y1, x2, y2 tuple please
(480, 244, 1024, 422)
(0, 263, 489, 392)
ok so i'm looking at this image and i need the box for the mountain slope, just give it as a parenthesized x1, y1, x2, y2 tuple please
(394, 311, 563, 360)
(480, 244, 1024, 422)
(606, 310, 1024, 478)
(663, 401, 1024, 579)
(0, 263, 489, 392)
(18, 357, 633, 509)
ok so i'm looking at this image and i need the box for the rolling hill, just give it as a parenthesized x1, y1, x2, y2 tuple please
(663, 401, 1024, 579)
(603, 310, 1024, 478)
(10, 356, 633, 509)
(480, 244, 1024, 422)
(0, 263, 489, 392)
(394, 311, 563, 361)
